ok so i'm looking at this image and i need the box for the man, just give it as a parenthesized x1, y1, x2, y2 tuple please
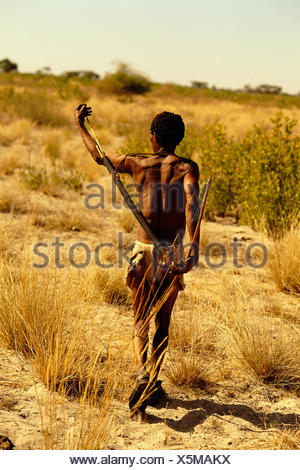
(74, 104, 200, 418)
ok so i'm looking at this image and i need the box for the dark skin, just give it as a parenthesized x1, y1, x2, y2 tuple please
(74, 104, 200, 385)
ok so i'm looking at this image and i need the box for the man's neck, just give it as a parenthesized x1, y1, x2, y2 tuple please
(157, 146, 176, 155)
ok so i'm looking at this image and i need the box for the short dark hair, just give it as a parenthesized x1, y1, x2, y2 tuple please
(150, 111, 185, 149)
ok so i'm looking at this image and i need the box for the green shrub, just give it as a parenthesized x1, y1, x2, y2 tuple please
(193, 124, 240, 217)
(237, 114, 300, 232)
(191, 114, 300, 232)
(177, 127, 199, 159)
(20, 165, 83, 192)
(99, 62, 151, 95)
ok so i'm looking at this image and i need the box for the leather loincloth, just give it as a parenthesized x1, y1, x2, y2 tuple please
(126, 240, 186, 291)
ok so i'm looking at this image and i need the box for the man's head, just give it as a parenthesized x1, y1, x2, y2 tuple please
(150, 111, 185, 152)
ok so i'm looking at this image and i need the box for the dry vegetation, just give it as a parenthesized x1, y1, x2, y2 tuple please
(0, 73, 299, 450)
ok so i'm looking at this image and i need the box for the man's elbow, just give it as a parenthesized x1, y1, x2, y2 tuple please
(91, 150, 102, 165)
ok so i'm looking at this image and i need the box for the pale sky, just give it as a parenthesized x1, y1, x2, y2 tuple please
(1, 0, 300, 93)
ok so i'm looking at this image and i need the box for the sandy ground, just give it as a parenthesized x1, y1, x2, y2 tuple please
(0, 312, 299, 450)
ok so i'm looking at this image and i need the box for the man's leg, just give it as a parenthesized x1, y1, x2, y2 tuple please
(128, 273, 155, 417)
(149, 279, 179, 383)
(129, 273, 153, 374)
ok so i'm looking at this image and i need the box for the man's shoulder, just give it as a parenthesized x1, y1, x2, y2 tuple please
(124, 152, 155, 159)
(122, 152, 156, 165)
(121, 153, 198, 176)
(117, 152, 153, 172)
(175, 156, 199, 176)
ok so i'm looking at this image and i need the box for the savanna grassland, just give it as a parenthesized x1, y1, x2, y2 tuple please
(0, 72, 299, 450)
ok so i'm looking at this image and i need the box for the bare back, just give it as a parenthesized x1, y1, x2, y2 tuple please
(118, 152, 197, 244)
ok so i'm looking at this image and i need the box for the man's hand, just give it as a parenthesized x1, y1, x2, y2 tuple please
(170, 256, 196, 275)
(73, 104, 102, 163)
(74, 104, 92, 126)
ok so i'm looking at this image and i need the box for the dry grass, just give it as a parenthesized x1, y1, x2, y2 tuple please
(0, 251, 133, 448)
(119, 208, 135, 233)
(0, 226, 21, 260)
(167, 301, 222, 387)
(0, 119, 32, 146)
(32, 207, 100, 233)
(91, 266, 131, 305)
(88, 93, 300, 139)
(267, 223, 300, 294)
(1, 89, 69, 127)
(0, 180, 32, 213)
(43, 136, 62, 164)
(37, 341, 132, 450)
(0, 254, 87, 390)
(166, 353, 216, 388)
(39, 376, 123, 449)
(171, 272, 300, 392)
(271, 428, 300, 449)
(0, 146, 28, 175)
(0, 249, 127, 394)
(228, 317, 300, 391)
(170, 306, 217, 356)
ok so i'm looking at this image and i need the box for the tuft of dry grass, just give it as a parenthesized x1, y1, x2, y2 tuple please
(0, 119, 32, 146)
(271, 428, 300, 449)
(38, 345, 131, 450)
(169, 307, 217, 356)
(229, 318, 300, 391)
(0, 180, 32, 213)
(0, 254, 90, 391)
(0, 251, 133, 448)
(167, 306, 221, 388)
(267, 223, 300, 294)
(180, 272, 300, 391)
(166, 353, 216, 388)
(91, 267, 131, 305)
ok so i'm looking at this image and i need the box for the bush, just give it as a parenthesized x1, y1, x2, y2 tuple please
(62, 70, 100, 80)
(190, 81, 208, 89)
(99, 62, 151, 95)
(20, 165, 84, 193)
(194, 123, 241, 218)
(191, 114, 300, 232)
(237, 115, 300, 232)
(0, 58, 17, 73)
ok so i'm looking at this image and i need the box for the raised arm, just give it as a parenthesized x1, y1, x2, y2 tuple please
(74, 104, 130, 172)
